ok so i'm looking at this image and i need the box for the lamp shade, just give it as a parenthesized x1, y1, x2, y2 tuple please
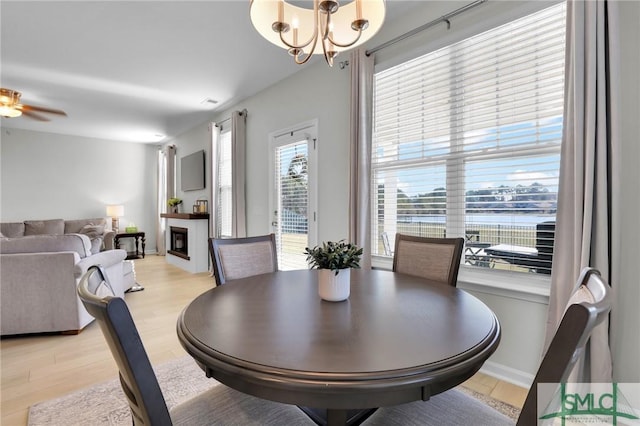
(106, 205, 124, 217)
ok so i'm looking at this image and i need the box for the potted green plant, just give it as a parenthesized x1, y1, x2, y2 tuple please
(304, 240, 363, 302)
(168, 197, 182, 213)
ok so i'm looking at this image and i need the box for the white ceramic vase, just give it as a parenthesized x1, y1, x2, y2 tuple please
(318, 268, 351, 302)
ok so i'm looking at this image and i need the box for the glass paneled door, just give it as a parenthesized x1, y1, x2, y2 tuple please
(269, 122, 317, 270)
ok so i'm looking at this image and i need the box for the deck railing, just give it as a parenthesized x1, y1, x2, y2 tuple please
(377, 220, 555, 274)
(386, 222, 536, 247)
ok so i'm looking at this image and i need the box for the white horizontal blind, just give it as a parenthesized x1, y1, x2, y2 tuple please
(274, 139, 309, 270)
(372, 3, 566, 275)
(217, 130, 232, 238)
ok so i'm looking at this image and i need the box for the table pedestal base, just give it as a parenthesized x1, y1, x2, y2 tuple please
(298, 407, 377, 426)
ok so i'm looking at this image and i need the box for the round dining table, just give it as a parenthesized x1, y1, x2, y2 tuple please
(177, 269, 501, 426)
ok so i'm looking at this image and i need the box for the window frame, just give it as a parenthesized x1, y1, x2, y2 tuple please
(370, 1, 568, 301)
(216, 128, 233, 238)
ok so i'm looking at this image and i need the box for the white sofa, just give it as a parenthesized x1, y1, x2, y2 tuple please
(0, 218, 129, 335)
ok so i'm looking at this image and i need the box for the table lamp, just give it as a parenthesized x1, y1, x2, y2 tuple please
(106, 205, 124, 233)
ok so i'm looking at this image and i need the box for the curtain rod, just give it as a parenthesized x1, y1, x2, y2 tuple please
(214, 109, 248, 128)
(366, 0, 488, 56)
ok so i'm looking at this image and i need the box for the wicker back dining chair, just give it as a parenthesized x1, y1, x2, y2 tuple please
(77, 265, 313, 426)
(209, 233, 278, 286)
(392, 234, 465, 287)
(363, 267, 612, 426)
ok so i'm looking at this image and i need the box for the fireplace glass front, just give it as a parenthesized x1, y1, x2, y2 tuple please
(169, 226, 189, 260)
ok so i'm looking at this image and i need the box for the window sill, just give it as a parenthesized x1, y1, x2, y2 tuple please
(371, 255, 550, 304)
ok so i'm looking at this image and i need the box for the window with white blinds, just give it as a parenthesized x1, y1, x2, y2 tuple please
(217, 130, 232, 238)
(372, 3, 566, 275)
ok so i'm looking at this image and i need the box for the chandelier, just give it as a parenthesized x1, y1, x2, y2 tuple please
(250, 0, 386, 67)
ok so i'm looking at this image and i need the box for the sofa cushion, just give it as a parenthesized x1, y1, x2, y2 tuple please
(24, 219, 65, 236)
(64, 218, 108, 234)
(0, 222, 25, 238)
(0, 234, 92, 258)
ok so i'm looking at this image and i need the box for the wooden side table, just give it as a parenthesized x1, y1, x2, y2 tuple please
(114, 231, 146, 260)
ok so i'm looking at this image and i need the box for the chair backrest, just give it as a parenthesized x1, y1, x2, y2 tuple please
(209, 233, 278, 286)
(77, 266, 172, 425)
(516, 267, 611, 426)
(392, 234, 464, 287)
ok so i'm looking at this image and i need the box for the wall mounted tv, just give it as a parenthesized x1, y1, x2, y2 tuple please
(181, 150, 206, 191)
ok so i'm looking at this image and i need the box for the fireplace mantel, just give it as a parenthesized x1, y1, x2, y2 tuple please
(161, 213, 209, 220)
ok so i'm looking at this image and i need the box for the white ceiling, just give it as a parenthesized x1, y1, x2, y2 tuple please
(1, 1, 416, 144)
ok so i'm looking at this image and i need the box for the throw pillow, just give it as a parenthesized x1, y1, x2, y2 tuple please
(89, 236, 104, 255)
(79, 224, 106, 254)
(64, 218, 107, 234)
(79, 224, 105, 239)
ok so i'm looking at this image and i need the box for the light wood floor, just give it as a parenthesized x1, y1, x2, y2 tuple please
(1, 256, 528, 425)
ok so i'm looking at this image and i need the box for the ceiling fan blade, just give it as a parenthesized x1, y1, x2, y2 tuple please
(22, 110, 51, 122)
(21, 104, 67, 116)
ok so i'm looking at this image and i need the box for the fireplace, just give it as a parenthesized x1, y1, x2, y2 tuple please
(168, 226, 189, 260)
(161, 213, 209, 273)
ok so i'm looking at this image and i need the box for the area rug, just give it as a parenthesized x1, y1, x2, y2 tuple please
(458, 386, 521, 421)
(28, 356, 521, 425)
(28, 356, 219, 426)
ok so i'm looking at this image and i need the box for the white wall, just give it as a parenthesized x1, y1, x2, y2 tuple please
(171, 60, 351, 242)
(612, 0, 640, 383)
(169, 123, 212, 212)
(0, 128, 158, 252)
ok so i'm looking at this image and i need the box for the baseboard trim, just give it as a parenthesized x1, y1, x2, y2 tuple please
(480, 360, 535, 389)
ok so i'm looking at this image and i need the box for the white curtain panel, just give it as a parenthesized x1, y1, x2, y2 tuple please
(231, 110, 247, 238)
(156, 145, 176, 255)
(545, 0, 620, 383)
(348, 49, 375, 269)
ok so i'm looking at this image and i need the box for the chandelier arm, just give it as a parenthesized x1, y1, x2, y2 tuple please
(294, 28, 321, 65)
(279, 30, 314, 50)
(319, 7, 334, 66)
(294, 51, 313, 65)
(322, 10, 331, 41)
(327, 28, 363, 48)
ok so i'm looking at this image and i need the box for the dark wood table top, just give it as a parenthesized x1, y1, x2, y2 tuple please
(177, 269, 500, 424)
